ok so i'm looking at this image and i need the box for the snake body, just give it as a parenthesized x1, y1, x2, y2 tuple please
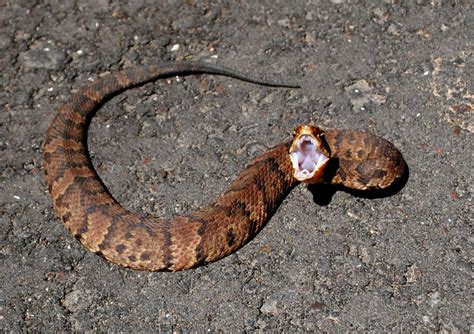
(43, 62, 406, 271)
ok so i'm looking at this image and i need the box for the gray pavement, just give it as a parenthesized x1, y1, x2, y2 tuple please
(1, 1, 472, 332)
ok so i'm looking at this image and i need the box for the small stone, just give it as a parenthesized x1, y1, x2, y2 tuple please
(19, 40, 66, 70)
(260, 245, 272, 254)
(371, 94, 387, 105)
(344, 80, 375, 112)
(427, 291, 441, 307)
(112, 7, 129, 19)
(359, 247, 371, 264)
(170, 44, 180, 52)
(62, 290, 81, 312)
(277, 18, 291, 28)
(310, 301, 325, 310)
(404, 264, 421, 283)
(0, 33, 12, 50)
(305, 32, 317, 46)
(387, 24, 400, 36)
(260, 299, 279, 315)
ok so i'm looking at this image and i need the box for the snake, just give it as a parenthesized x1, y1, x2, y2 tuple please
(43, 61, 406, 271)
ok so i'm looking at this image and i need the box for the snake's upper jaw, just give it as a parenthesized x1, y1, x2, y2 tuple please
(289, 125, 331, 183)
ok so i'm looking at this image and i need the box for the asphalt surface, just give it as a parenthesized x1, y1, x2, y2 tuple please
(1, 1, 472, 332)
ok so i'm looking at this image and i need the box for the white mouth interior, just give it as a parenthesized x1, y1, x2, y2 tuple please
(290, 135, 329, 180)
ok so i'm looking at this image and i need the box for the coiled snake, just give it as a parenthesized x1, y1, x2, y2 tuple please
(43, 62, 406, 271)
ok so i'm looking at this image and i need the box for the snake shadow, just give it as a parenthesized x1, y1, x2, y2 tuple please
(307, 159, 410, 206)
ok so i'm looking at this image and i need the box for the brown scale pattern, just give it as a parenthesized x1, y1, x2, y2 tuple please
(43, 61, 406, 271)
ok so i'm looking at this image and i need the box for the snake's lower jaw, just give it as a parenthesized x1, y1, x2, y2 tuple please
(290, 152, 330, 183)
(289, 124, 331, 183)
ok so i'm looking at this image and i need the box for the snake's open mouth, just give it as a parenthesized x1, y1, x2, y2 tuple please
(289, 125, 330, 183)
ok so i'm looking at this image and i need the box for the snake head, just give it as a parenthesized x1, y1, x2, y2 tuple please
(289, 125, 331, 183)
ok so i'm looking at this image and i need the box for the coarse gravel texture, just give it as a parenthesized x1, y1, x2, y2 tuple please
(1, 1, 472, 332)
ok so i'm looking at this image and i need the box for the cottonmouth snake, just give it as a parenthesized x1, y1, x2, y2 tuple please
(43, 62, 406, 271)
